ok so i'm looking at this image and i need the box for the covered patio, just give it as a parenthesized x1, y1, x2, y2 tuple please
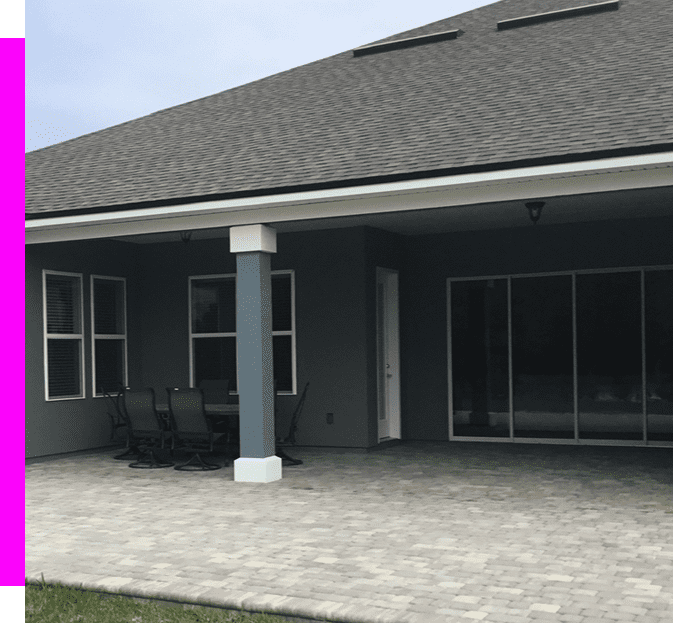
(26, 0, 673, 470)
(25, 194, 673, 470)
(26, 442, 673, 623)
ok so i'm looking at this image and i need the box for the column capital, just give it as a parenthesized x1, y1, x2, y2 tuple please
(230, 224, 277, 254)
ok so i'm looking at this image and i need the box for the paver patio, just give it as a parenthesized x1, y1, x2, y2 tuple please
(26, 441, 673, 623)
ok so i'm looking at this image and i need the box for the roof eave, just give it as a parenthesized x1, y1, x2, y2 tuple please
(25, 151, 673, 245)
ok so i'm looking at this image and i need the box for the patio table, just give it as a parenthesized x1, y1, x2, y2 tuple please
(155, 402, 239, 439)
(154, 403, 302, 465)
(155, 403, 240, 416)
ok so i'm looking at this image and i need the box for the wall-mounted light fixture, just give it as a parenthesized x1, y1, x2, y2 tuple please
(180, 231, 192, 244)
(525, 201, 545, 225)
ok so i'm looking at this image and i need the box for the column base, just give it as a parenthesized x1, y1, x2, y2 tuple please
(234, 455, 282, 482)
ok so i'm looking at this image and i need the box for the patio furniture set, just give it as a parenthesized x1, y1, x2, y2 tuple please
(103, 381, 308, 471)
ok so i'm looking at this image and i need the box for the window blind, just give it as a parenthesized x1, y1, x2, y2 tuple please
(47, 340, 81, 398)
(46, 275, 81, 334)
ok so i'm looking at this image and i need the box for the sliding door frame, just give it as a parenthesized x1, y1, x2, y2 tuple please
(447, 264, 673, 447)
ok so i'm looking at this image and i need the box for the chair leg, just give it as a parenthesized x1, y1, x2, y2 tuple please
(129, 447, 175, 469)
(114, 445, 141, 460)
(276, 447, 303, 466)
(114, 433, 141, 460)
(175, 452, 222, 471)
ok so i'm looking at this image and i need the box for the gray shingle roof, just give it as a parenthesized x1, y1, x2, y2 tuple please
(26, 0, 673, 218)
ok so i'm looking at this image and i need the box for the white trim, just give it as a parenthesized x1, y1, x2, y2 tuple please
(234, 455, 282, 482)
(25, 152, 673, 244)
(43, 270, 85, 401)
(230, 224, 277, 254)
(188, 270, 297, 395)
(289, 270, 297, 396)
(90, 275, 128, 397)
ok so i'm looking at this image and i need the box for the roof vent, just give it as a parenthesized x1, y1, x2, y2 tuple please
(353, 29, 462, 57)
(497, 0, 619, 30)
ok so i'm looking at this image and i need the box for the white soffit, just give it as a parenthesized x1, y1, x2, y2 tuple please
(25, 152, 673, 244)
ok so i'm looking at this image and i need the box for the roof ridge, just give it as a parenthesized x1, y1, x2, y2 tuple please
(352, 29, 463, 57)
(497, 0, 619, 30)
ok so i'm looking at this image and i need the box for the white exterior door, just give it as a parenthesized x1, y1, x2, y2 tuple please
(377, 267, 401, 441)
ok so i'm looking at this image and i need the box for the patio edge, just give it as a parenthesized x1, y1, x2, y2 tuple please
(25, 576, 418, 623)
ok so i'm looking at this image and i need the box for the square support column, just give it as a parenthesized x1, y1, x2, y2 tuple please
(230, 225, 281, 482)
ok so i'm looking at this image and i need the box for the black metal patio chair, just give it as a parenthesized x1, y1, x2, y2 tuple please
(198, 378, 236, 439)
(102, 384, 140, 460)
(198, 379, 230, 405)
(167, 387, 226, 471)
(275, 382, 309, 466)
(122, 388, 175, 468)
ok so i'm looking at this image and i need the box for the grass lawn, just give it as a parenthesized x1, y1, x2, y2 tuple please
(25, 577, 315, 623)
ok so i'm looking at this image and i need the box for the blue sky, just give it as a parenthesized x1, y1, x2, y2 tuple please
(26, 0, 494, 152)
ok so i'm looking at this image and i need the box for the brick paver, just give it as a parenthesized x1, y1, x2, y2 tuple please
(26, 442, 673, 622)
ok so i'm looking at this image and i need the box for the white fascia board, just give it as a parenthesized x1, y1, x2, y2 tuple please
(25, 152, 673, 244)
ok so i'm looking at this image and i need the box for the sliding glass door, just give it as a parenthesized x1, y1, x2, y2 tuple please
(512, 275, 574, 439)
(448, 267, 673, 445)
(450, 279, 509, 437)
(645, 270, 673, 442)
(576, 272, 642, 441)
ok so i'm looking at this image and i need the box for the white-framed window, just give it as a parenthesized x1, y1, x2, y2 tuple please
(91, 275, 128, 397)
(189, 270, 296, 394)
(43, 270, 85, 400)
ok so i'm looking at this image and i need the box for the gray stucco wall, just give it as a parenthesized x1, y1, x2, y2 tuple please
(400, 215, 673, 441)
(135, 227, 372, 449)
(26, 227, 374, 458)
(25, 239, 142, 458)
(275, 228, 370, 448)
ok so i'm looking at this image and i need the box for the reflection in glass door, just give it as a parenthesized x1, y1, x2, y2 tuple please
(450, 279, 509, 437)
(512, 276, 574, 438)
(576, 272, 643, 441)
(645, 270, 673, 442)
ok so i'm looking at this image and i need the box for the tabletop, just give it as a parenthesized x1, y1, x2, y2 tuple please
(155, 403, 240, 415)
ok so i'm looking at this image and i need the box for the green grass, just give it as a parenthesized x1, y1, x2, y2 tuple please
(25, 576, 307, 623)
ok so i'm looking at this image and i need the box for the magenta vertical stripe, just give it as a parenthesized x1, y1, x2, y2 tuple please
(1, 36, 25, 586)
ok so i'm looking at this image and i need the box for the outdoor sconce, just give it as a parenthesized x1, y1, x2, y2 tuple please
(525, 201, 545, 225)
(180, 231, 193, 244)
